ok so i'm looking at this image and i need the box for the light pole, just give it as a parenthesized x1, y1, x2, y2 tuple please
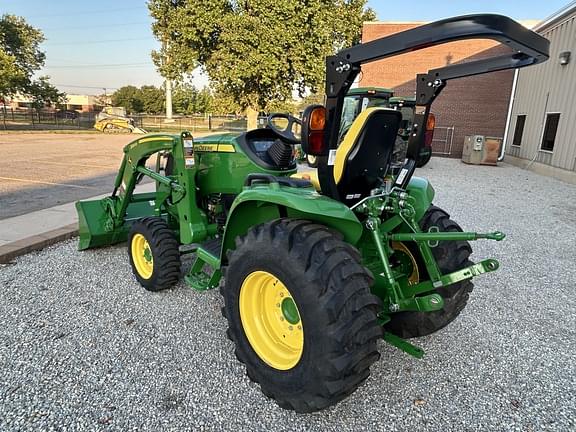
(165, 79, 173, 121)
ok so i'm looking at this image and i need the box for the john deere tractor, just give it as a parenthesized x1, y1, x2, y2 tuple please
(76, 15, 548, 412)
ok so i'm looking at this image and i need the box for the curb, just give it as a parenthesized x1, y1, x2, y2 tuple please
(0, 223, 78, 264)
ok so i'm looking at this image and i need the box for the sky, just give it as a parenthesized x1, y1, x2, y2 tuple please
(0, 0, 571, 95)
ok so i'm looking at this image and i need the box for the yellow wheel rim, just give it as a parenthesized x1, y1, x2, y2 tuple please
(391, 241, 420, 286)
(239, 271, 304, 370)
(131, 233, 154, 279)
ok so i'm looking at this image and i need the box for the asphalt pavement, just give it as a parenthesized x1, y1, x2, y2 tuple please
(0, 158, 574, 431)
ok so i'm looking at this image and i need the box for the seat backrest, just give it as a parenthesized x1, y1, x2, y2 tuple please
(334, 107, 402, 203)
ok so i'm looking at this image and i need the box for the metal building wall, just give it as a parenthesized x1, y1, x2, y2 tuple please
(506, 11, 576, 172)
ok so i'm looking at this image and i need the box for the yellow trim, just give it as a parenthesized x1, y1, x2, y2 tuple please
(194, 144, 219, 152)
(239, 271, 303, 370)
(218, 144, 236, 153)
(291, 172, 320, 191)
(291, 107, 394, 192)
(334, 107, 388, 184)
(138, 136, 171, 143)
(131, 234, 154, 279)
(193, 143, 236, 153)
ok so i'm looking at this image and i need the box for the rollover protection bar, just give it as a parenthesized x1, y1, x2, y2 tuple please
(318, 14, 550, 200)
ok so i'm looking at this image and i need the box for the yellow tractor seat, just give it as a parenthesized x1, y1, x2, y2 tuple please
(292, 107, 402, 203)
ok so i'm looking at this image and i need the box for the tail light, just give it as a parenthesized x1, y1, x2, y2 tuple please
(301, 105, 326, 156)
(424, 113, 435, 148)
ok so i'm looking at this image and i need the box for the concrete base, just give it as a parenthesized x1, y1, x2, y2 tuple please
(503, 155, 576, 185)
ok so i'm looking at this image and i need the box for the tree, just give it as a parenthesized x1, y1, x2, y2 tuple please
(28, 76, 65, 114)
(148, 0, 375, 128)
(172, 83, 214, 115)
(0, 14, 46, 96)
(139, 85, 165, 113)
(209, 89, 241, 115)
(0, 14, 63, 126)
(111, 86, 144, 114)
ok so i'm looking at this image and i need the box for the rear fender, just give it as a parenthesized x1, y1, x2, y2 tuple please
(407, 176, 435, 221)
(220, 186, 363, 263)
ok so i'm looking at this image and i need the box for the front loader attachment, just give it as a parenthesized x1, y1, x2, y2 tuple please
(76, 194, 158, 250)
(75, 133, 189, 251)
(76, 198, 125, 250)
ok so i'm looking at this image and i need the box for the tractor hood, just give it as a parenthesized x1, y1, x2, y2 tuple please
(193, 132, 240, 145)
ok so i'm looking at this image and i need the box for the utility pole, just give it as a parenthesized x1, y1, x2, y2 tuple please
(165, 79, 173, 121)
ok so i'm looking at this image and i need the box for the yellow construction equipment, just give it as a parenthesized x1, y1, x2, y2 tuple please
(94, 107, 146, 134)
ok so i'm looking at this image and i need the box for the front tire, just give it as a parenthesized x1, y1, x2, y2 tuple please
(385, 206, 473, 338)
(128, 217, 181, 291)
(221, 219, 382, 412)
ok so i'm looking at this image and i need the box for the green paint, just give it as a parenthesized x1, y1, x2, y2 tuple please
(220, 184, 363, 263)
(185, 245, 222, 291)
(76, 122, 503, 360)
(143, 247, 152, 262)
(281, 298, 300, 325)
(383, 332, 424, 359)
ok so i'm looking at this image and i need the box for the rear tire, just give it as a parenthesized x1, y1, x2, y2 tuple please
(385, 206, 473, 338)
(128, 217, 181, 291)
(221, 219, 382, 412)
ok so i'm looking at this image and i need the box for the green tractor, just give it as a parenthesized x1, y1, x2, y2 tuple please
(76, 15, 548, 412)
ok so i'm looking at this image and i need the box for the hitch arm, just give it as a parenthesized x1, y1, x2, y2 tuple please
(404, 258, 500, 298)
(389, 231, 506, 242)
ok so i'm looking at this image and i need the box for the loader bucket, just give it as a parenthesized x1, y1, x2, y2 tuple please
(76, 199, 128, 250)
(76, 193, 158, 250)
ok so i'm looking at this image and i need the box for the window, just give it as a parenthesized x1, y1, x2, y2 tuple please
(512, 115, 526, 147)
(541, 113, 560, 152)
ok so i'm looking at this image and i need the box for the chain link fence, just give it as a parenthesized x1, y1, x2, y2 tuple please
(0, 108, 260, 133)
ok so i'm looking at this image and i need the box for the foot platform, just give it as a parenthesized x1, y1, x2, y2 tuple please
(185, 238, 222, 291)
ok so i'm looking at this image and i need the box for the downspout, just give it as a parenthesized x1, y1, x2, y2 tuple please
(499, 69, 519, 161)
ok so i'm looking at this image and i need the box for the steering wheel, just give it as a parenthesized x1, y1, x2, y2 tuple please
(267, 113, 302, 144)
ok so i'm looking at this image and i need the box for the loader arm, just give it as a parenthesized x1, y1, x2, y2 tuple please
(317, 14, 550, 199)
(109, 135, 178, 227)
(76, 133, 207, 250)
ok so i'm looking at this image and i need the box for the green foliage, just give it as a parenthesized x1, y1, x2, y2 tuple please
(295, 93, 325, 112)
(28, 76, 66, 111)
(0, 14, 45, 77)
(0, 14, 63, 106)
(148, 0, 375, 112)
(140, 85, 165, 113)
(111, 83, 228, 115)
(0, 49, 26, 96)
(209, 89, 241, 115)
(112, 85, 145, 114)
(172, 82, 213, 115)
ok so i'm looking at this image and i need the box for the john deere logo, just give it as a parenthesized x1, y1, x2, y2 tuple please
(194, 144, 218, 152)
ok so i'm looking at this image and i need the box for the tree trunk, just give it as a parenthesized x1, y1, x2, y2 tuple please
(246, 106, 258, 131)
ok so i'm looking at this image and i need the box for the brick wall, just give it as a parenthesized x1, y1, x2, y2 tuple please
(360, 23, 514, 157)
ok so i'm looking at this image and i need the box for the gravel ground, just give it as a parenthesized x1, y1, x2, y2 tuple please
(1, 158, 575, 431)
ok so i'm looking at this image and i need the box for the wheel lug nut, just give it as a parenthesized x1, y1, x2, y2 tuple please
(280, 317, 284, 321)
(289, 326, 293, 331)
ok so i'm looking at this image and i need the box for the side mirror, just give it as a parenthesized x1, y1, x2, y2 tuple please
(301, 104, 326, 156)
